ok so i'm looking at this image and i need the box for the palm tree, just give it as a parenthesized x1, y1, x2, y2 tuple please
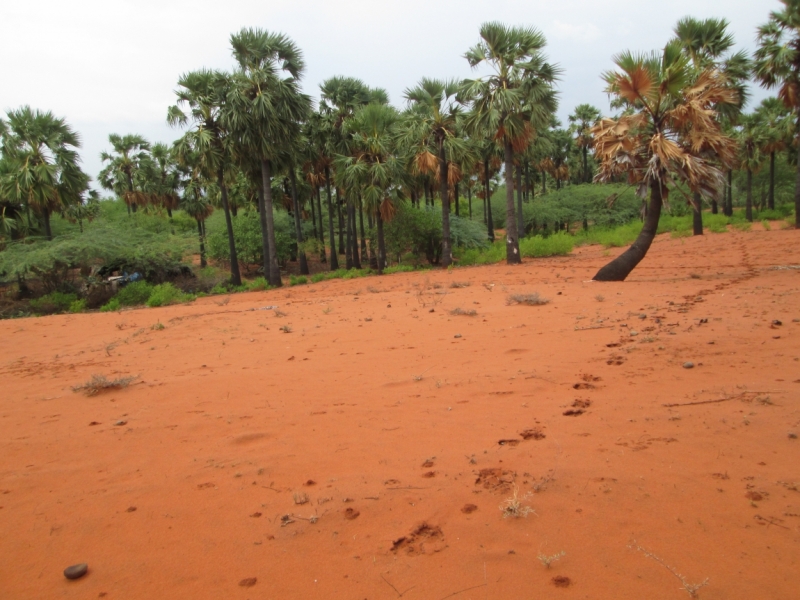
(99, 134, 151, 214)
(754, 1, 800, 228)
(1, 106, 89, 240)
(461, 22, 559, 264)
(168, 69, 242, 286)
(142, 142, 181, 217)
(336, 103, 404, 273)
(568, 104, 601, 183)
(673, 17, 751, 232)
(401, 78, 468, 267)
(736, 114, 766, 221)
(228, 28, 311, 286)
(591, 42, 738, 281)
(754, 97, 793, 211)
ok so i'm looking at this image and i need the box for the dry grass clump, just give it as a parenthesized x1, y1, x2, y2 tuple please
(72, 374, 138, 396)
(499, 485, 535, 518)
(538, 550, 566, 568)
(507, 293, 549, 306)
(450, 307, 477, 317)
(629, 540, 709, 598)
(449, 281, 471, 289)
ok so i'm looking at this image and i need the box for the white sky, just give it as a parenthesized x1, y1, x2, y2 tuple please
(1, 0, 775, 189)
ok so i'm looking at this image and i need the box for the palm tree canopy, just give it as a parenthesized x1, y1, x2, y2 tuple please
(754, 0, 800, 110)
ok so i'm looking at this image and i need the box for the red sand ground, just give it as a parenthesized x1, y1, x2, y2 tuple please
(1, 227, 799, 600)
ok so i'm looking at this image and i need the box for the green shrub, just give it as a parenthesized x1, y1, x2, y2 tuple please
(100, 298, 121, 312)
(247, 277, 271, 291)
(705, 213, 730, 233)
(762, 219, 771, 231)
(384, 264, 415, 274)
(117, 281, 154, 306)
(210, 283, 230, 295)
(29, 291, 78, 314)
(146, 283, 192, 307)
(69, 299, 87, 313)
(732, 221, 752, 232)
(519, 232, 574, 257)
(289, 275, 308, 286)
(311, 273, 326, 283)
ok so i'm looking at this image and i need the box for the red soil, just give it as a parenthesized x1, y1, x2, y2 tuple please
(1, 227, 799, 599)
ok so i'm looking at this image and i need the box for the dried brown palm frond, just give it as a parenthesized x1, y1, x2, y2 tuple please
(414, 151, 438, 176)
(123, 190, 149, 207)
(379, 198, 397, 222)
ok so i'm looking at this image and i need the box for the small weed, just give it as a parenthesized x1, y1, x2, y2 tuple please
(507, 293, 549, 306)
(538, 551, 566, 569)
(595, 294, 605, 302)
(322, 305, 332, 314)
(215, 296, 230, 306)
(761, 219, 771, 231)
(151, 322, 165, 331)
(366, 286, 381, 293)
(500, 485, 535, 518)
(450, 307, 477, 316)
(450, 281, 471, 289)
(280, 325, 292, 333)
(293, 492, 309, 505)
(72, 374, 138, 396)
(629, 540, 709, 598)
(274, 309, 287, 318)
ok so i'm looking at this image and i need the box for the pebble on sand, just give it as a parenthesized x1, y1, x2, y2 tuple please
(63, 563, 88, 580)
(683, 362, 695, 369)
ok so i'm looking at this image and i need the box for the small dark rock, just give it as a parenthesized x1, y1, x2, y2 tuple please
(454, 334, 462, 338)
(639, 314, 647, 319)
(239, 577, 257, 587)
(64, 563, 88, 580)
(772, 320, 782, 326)
(682, 362, 695, 369)
(789, 432, 798, 440)
(126, 506, 136, 512)
(113, 420, 127, 426)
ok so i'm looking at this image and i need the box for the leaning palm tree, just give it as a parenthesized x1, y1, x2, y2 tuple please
(1, 106, 89, 240)
(461, 22, 559, 264)
(168, 69, 242, 286)
(400, 78, 469, 267)
(673, 16, 751, 231)
(228, 28, 312, 286)
(591, 41, 738, 281)
(568, 104, 601, 183)
(99, 134, 151, 214)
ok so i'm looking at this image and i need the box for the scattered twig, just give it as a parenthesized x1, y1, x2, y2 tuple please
(663, 391, 783, 408)
(380, 573, 415, 598)
(754, 514, 789, 529)
(573, 324, 616, 331)
(386, 486, 428, 490)
(438, 583, 488, 600)
(629, 540, 709, 598)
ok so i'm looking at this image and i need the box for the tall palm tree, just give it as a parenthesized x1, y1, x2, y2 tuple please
(737, 114, 766, 221)
(461, 22, 559, 264)
(1, 106, 88, 240)
(228, 28, 311, 286)
(336, 103, 404, 273)
(753, 0, 800, 227)
(591, 42, 738, 281)
(142, 142, 181, 217)
(568, 104, 601, 183)
(168, 69, 242, 286)
(673, 17, 751, 232)
(400, 78, 468, 267)
(754, 98, 793, 211)
(99, 134, 151, 214)
(179, 165, 215, 268)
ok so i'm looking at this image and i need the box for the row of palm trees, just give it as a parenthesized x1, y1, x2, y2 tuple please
(2, 5, 799, 285)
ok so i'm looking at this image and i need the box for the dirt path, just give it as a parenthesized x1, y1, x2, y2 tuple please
(1, 228, 799, 599)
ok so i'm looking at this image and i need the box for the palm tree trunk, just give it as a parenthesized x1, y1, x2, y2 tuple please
(725, 169, 733, 217)
(260, 160, 281, 287)
(516, 164, 524, 237)
(309, 186, 318, 241)
(315, 186, 327, 263)
(468, 186, 472, 219)
(358, 197, 367, 264)
(455, 182, 460, 217)
(218, 167, 242, 286)
(42, 208, 52, 241)
(583, 146, 589, 183)
(439, 140, 452, 268)
(376, 212, 386, 274)
(768, 151, 775, 211)
(503, 139, 521, 265)
(484, 159, 494, 242)
(344, 196, 353, 269)
(197, 219, 207, 268)
(692, 192, 703, 236)
(746, 168, 753, 222)
(324, 166, 339, 270)
(126, 172, 137, 213)
(256, 184, 271, 279)
(542, 173, 546, 195)
(289, 168, 309, 275)
(593, 180, 664, 281)
(337, 196, 345, 255)
(350, 201, 361, 269)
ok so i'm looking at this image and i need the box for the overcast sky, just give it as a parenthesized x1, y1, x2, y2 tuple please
(1, 0, 775, 190)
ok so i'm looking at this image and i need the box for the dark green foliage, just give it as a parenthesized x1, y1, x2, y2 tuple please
(380, 204, 488, 265)
(28, 291, 78, 314)
(146, 283, 193, 307)
(206, 210, 294, 270)
(100, 298, 121, 312)
(116, 281, 155, 306)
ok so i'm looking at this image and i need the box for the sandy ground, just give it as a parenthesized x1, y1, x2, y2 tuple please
(1, 227, 799, 600)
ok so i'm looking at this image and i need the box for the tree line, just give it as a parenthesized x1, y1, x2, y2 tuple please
(1, 3, 799, 286)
